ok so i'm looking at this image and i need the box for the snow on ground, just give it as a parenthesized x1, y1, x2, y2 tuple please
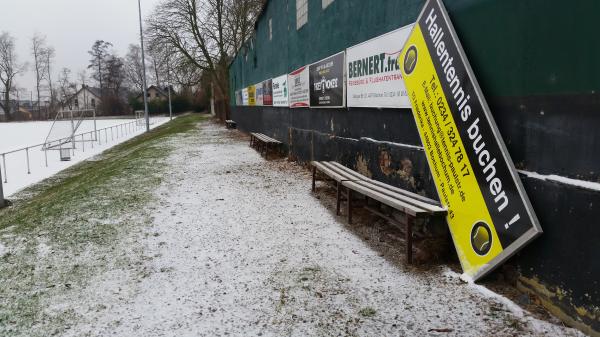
(54, 121, 584, 336)
(0, 117, 170, 196)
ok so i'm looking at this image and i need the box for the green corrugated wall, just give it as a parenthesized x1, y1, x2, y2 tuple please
(230, 0, 600, 101)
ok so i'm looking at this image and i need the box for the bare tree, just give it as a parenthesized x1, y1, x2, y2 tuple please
(58, 67, 76, 110)
(104, 54, 125, 95)
(0, 32, 27, 120)
(145, 0, 262, 118)
(88, 40, 113, 97)
(77, 69, 88, 87)
(171, 57, 203, 91)
(102, 53, 127, 115)
(223, 0, 263, 55)
(31, 32, 50, 119)
(77, 69, 91, 109)
(44, 46, 56, 117)
(124, 44, 146, 94)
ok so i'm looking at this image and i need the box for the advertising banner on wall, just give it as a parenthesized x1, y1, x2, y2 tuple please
(263, 79, 273, 106)
(247, 85, 256, 106)
(242, 88, 249, 106)
(272, 74, 289, 107)
(399, 0, 542, 281)
(288, 65, 310, 108)
(309, 51, 345, 108)
(234, 90, 241, 106)
(256, 83, 264, 106)
(347, 24, 413, 108)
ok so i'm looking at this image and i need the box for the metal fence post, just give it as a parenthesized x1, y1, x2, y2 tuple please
(0, 161, 4, 208)
(25, 147, 31, 174)
(2, 154, 6, 183)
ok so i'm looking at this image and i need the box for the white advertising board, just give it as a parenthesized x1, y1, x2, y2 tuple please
(288, 65, 310, 108)
(242, 88, 249, 106)
(272, 74, 289, 107)
(346, 24, 413, 108)
(256, 83, 264, 106)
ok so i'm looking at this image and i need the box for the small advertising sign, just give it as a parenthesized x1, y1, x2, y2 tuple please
(256, 83, 264, 106)
(288, 65, 310, 108)
(247, 85, 256, 106)
(272, 74, 289, 107)
(309, 51, 345, 108)
(235, 90, 242, 106)
(263, 79, 273, 106)
(242, 88, 249, 106)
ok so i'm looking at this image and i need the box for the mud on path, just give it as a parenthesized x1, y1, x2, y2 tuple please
(1, 119, 585, 337)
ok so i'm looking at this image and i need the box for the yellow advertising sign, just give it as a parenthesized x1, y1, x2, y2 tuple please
(247, 85, 256, 106)
(400, 0, 542, 280)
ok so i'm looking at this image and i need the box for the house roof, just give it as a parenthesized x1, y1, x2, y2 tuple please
(136, 85, 170, 98)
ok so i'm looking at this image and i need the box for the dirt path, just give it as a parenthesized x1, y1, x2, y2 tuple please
(2, 119, 585, 336)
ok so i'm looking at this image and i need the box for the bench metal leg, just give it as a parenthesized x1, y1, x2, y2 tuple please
(312, 167, 316, 192)
(347, 188, 353, 224)
(336, 182, 341, 215)
(406, 215, 414, 264)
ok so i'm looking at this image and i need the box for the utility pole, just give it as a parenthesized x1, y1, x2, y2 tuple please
(0, 169, 5, 208)
(167, 58, 172, 121)
(138, 0, 150, 132)
(210, 82, 215, 116)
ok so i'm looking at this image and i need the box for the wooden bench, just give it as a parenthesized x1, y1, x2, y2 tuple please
(250, 132, 282, 158)
(225, 120, 237, 129)
(311, 161, 364, 216)
(311, 161, 447, 264)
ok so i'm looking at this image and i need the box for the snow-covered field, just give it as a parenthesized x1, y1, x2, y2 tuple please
(0, 117, 170, 197)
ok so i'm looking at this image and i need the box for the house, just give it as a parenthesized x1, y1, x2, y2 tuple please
(0, 100, 32, 121)
(137, 85, 171, 103)
(64, 85, 101, 111)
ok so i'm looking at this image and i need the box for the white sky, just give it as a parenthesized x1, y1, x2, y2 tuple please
(0, 0, 162, 100)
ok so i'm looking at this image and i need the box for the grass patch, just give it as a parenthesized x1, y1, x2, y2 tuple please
(359, 307, 377, 318)
(0, 113, 208, 336)
(0, 113, 205, 232)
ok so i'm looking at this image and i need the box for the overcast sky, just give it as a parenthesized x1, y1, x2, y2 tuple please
(0, 0, 162, 99)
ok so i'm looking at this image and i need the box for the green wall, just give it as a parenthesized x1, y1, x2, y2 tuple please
(230, 0, 600, 101)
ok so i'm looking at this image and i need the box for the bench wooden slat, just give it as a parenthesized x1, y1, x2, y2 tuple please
(311, 161, 361, 183)
(327, 161, 442, 208)
(322, 162, 366, 181)
(352, 180, 446, 215)
(252, 132, 281, 144)
(341, 181, 431, 217)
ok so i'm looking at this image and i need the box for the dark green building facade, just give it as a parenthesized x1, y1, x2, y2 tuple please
(229, 1, 600, 334)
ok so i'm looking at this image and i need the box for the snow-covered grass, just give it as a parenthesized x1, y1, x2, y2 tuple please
(0, 116, 587, 336)
(0, 114, 204, 336)
(0, 117, 170, 197)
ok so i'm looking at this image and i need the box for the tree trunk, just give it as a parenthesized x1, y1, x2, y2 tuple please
(2, 89, 12, 121)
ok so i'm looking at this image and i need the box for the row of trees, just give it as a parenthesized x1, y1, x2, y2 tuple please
(0, 30, 193, 120)
(145, 0, 263, 119)
(0, 0, 262, 121)
(0, 32, 29, 121)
